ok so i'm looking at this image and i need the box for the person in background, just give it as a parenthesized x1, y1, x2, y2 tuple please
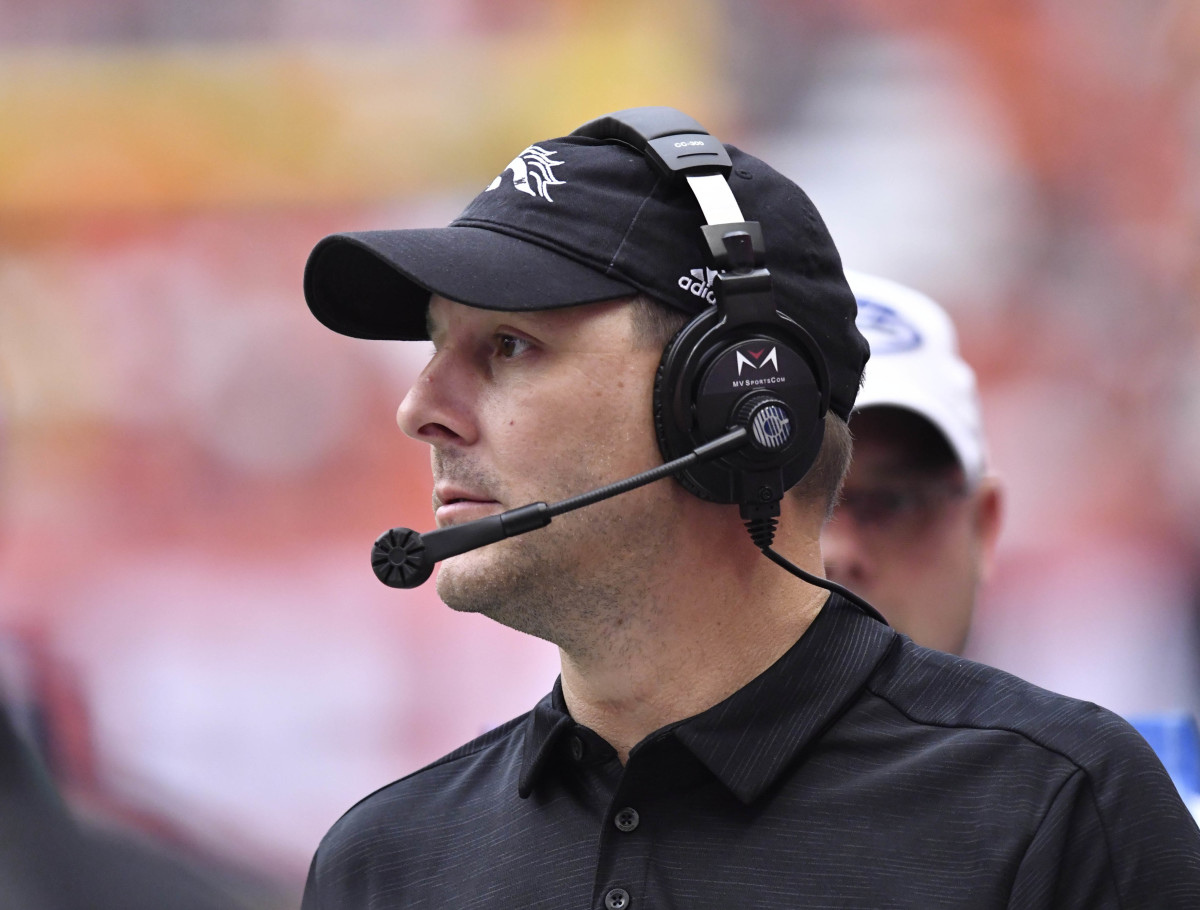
(0, 698, 269, 910)
(0, 389, 276, 910)
(824, 273, 1200, 819)
(823, 271, 1002, 654)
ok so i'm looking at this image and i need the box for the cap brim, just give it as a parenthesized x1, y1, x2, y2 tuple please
(304, 227, 638, 340)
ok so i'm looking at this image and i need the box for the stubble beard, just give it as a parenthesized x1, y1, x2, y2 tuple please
(432, 452, 677, 659)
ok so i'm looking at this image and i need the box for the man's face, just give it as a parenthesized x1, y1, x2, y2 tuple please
(397, 295, 682, 646)
(822, 407, 1001, 654)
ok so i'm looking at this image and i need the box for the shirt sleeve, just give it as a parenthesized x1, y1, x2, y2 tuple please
(1009, 745, 1200, 908)
(300, 849, 322, 910)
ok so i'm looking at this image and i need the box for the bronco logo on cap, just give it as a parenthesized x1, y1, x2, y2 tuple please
(485, 145, 567, 202)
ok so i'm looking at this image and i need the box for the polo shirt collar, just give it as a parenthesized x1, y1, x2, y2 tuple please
(671, 595, 897, 803)
(519, 690, 576, 798)
(518, 595, 897, 803)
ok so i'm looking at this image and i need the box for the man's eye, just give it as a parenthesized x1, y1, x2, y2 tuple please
(842, 489, 910, 525)
(496, 334, 532, 358)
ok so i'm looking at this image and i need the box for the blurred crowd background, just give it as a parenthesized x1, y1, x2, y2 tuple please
(1, 0, 1197, 904)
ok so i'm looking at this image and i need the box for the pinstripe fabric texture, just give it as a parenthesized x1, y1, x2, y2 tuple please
(302, 596, 1200, 908)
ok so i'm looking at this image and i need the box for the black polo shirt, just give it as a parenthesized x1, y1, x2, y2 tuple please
(302, 595, 1200, 908)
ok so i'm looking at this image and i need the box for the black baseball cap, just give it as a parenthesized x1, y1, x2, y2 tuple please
(304, 133, 868, 419)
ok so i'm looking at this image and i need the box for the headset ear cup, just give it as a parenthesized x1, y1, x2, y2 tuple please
(653, 350, 713, 502)
(654, 306, 828, 505)
(654, 309, 723, 501)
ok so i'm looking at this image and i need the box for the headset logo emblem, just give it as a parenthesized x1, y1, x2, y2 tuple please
(678, 267, 718, 305)
(735, 346, 778, 376)
(486, 145, 567, 201)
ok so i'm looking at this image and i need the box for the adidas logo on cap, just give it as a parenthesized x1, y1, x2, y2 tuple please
(678, 267, 718, 305)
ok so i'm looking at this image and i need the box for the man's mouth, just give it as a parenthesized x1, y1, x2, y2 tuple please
(433, 485, 502, 527)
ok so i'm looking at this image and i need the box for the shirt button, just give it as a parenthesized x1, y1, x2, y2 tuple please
(569, 736, 585, 761)
(614, 807, 640, 832)
(604, 888, 630, 910)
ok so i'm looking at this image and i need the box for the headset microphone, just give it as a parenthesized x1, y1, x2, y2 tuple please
(370, 404, 884, 623)
(373, 419, 768, 589)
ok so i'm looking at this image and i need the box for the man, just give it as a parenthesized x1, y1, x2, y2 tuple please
(300, 107, 1200, 907)
(823, 271, 1002, 654)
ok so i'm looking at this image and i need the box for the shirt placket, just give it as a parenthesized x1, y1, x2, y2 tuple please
(592, 766, 653, 910)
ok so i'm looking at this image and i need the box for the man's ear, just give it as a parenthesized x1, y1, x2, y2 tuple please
(972, 475, 1004, 582)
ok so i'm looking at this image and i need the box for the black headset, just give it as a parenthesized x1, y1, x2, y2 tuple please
(570, 107, 831, 528)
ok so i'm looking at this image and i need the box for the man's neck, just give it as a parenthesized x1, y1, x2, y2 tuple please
(557, 534, 828, 763)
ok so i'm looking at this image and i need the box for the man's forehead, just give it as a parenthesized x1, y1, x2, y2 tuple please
(424, 294, 459, 339)
(424, 293, 636, 337)
(424, 295, 502, 340)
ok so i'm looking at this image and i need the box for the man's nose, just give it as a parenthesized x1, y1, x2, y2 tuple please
(396, 352, 479, 447)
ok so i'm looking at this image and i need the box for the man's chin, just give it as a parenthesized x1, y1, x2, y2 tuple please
(434, 551, 491, 614)
(433, 544, 564, 644)
(435, 545, 531, 609)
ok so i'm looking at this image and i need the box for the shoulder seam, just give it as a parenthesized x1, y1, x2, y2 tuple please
(328, 712, 531, 824)
(1080, 767, 1125, 910)
(864, 680, 1088, 775)
(1010, 766, 1084, 901)
(423, 712, 530, 772)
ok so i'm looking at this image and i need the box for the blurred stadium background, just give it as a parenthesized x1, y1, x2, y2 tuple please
(0, 0, 1197, 903)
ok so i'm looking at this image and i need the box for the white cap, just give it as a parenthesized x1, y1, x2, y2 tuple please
(845, 270, 987, 487)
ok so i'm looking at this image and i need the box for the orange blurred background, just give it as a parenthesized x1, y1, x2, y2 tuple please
(0, 0, 1197, 903)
